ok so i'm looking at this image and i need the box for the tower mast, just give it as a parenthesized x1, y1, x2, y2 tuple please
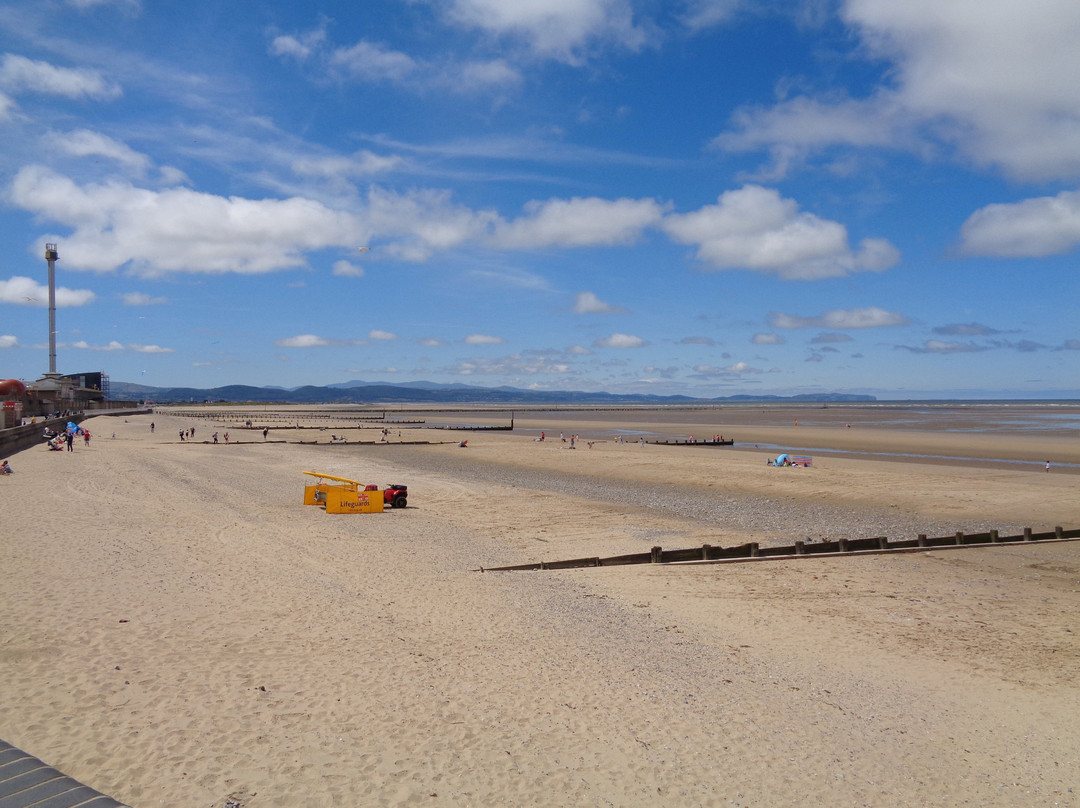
(45, 243, 59, 375)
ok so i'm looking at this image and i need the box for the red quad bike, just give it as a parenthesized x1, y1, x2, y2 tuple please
(364, 484, 408, 508)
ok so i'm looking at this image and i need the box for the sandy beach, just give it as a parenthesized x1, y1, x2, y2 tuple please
(1, 407, 1078, 807)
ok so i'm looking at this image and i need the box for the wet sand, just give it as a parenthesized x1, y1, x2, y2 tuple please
(1, 406, 1078, 807)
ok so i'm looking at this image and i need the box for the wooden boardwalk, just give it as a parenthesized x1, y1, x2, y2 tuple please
(0, 740, 129, 808)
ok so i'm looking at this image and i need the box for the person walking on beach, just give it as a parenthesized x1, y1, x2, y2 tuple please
(65, 431, 74, 451)
(263, 427, 269, 440)
(212, 432, 218, 444)
(1046, 460, 1051, 473)
(150, 422, 155, 433)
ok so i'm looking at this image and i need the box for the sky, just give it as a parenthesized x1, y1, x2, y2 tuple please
(1, 0, 1078, 399)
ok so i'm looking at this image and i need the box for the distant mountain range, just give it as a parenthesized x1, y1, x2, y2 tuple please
(108, 379, 876, 405)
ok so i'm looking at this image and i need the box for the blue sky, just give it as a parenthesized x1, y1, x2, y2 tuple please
(1, 0, 1078, 398)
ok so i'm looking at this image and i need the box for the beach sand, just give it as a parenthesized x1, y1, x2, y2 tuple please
(1, 408, 1078, 807)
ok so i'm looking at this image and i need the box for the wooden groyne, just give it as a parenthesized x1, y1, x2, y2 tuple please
(479, 526, 1080, 571)
(648, 438, 733, 446)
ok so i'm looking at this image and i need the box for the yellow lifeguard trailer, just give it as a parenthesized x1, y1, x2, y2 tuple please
(302, 471, 384, 514)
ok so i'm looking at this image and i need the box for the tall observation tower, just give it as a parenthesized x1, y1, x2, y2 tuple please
(44, 242, 60, 377)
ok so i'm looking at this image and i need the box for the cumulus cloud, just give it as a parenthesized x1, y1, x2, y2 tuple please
(47, 129, 151, 175)
(11, 166, 367, 275)
(129, 343, 173, 353)
(444, 0, 647, 63)
(492, 196, 666, 249)
(724, 361, 763, 374)
(959, 189, 1080, 257)
(464, 334, 504, 345)
(770, 306, 909, 330)
(752, 332, 782, 345)
(121, 291, 166, 305)
(332, 260, 364, 277)
(0, 335, 18, 348)
(661, 185, 899, 280)
(369, 329, 396, 341)
(573, 291, 626, 314)
(269, 26, 328, 61)
(594, 332, 645, 348)
(276, 334, 330, 348)
(715, 0, 1080, 182)
(71, 340, 125, 351)
(0, 275, 95, 306)
(329, 40, 418, 82)
(0, 54, 121, 100)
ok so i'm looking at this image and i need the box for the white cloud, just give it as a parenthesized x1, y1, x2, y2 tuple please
(269, 26, 327, 61)
(573, 291, 626, 314)
(464, 334, 504, 344)
(420, 338, 444, 347)
(594, 332, 645, 348)
(959, 189, 1080, 257)
(366, 185, 497, 261)
(716, 0, 1080, 182)
(0, 275, 95, 306)
(369, 329, 396, 340)
(129, 343, 173, 353)
(0, 91, 16, 120)
(752, 332, 782, 345)
(0, 335, 17, 348)
(332, 260, 365, 278)
(0, 54, 120, 100)
(680, 0, 742, 31)
(724, 361, 761, 374)
(662, 185, 899, 280)
(444, 0, 647, 63)
(11, 166, 366, 275)
(71, 340, 125, 351)
(492, 196, 666, 249)
(292, 150, 403, 178)
(121, 291, 166, 305)
(770, 306, 909, 329)
(329, 40, 418, 82)
(566, 344, 592, 355)
(453, 59, 523, 91)
(47, 129, 152, 175)
(276, 334, 330, 348)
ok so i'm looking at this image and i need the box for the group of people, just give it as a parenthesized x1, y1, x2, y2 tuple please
(43, 424, 89, 451)
(178, 427, 196, 441)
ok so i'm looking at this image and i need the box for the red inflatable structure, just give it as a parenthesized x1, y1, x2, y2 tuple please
(0, 379, 27, 398)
